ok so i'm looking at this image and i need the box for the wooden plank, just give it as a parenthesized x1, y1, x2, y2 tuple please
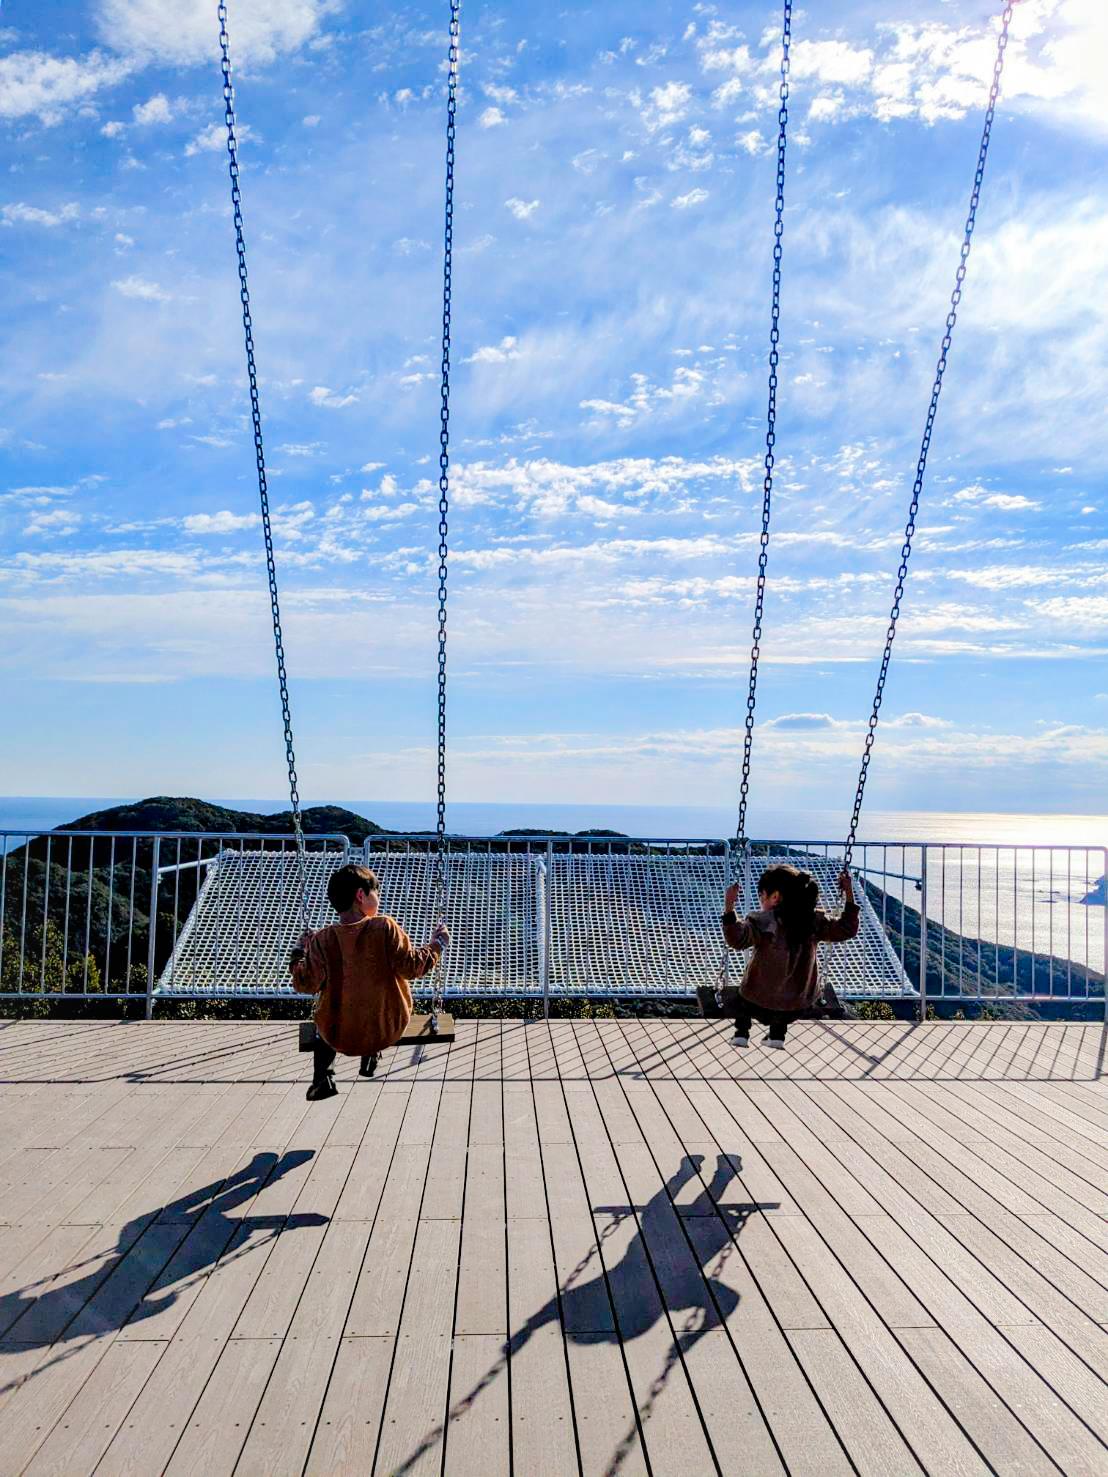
(504, 1084, 547, 1220)
(343, 1144, 432, 1337)
(303, 1336, 392, 1476)
(683, 1217, 850, 1477)
(895, 1326, 1063, 1477)
(235, 1222, 374, 1475)
(332, 1089, 409, 1221)
(373, 1219, 461, 1477)
(443, 1335, 511, 1477)
(96, 1224, 287, 1474)
(506, 1215, 579, 1477)
(786, 1328, 926, 1477)
(162, 1338, 282, 1477)
(22, 1340, 164, 1477)
(420, 1084, 470, 1221)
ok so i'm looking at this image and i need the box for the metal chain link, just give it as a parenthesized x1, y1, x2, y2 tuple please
(217, 2, 308, 929)
(843, 2, 1015, 871)
(735, 0, 791, 851)
(431, 0, 461, 1020)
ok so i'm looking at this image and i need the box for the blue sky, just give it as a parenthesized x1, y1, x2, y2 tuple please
(1, 0, 1106, 822)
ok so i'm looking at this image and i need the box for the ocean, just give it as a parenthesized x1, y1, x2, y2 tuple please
(2, 796, 1106, 847)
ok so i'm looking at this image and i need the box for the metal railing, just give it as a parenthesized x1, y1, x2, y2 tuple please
(0, 830, 1104, 1019)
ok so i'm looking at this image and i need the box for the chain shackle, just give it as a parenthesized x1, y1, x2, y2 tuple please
(736, 0, 791, 852)
(432, 0, 461, 1018)
(843, 2, 1015, 872)
(217, 2, 308, 928)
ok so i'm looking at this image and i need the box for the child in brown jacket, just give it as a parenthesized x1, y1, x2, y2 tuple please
(720, 863, 859, 1050)
(290, 863, 450, 1099)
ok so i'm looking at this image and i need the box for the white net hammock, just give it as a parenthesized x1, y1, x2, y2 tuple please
(155, 844, 914, 999)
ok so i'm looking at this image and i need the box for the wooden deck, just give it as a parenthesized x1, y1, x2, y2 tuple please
(0, 1019, 1106, 1476)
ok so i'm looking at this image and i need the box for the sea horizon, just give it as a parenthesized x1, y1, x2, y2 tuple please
(1, 796, 1106, 850)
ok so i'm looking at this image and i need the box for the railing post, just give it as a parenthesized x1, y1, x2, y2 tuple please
(145, 835, 161, 1021)
(542, 842, 553, 1019)
(918, 846, 928, 1024)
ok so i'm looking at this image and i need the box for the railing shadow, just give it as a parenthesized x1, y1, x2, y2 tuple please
(389, 1151, 775, 1477)
(0, 1149, 326, 1395)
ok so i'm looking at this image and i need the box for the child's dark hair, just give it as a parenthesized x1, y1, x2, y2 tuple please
(758, 864, 820, 948)
(327, 863, 380, 912)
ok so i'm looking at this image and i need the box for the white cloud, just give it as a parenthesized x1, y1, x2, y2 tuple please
(672, 188, 709, 209)
(309, 386, 359, 409)
(182, 511, 258, 535)
(101, 119, 126, 138)
(303, 114, 321, 127)
(111, 275, 170, 302)
(132, 92, 172, 124)
(640, 80, 692, 132)
(185, 121, 248, 156)
(1, 202, 80, 228)
(95, 0, 328, 67)
(737, 130, 768, 156)
(25, 508, 81, 538)
(505, 198, 540, 221)
(479, 106, 506, 128)
(392, 237, 431, 255)
(0, 49, 132, 126)
(277, 442, 323, 458)
(466, 336, 521, 365)
(950, 483, 1042, 511)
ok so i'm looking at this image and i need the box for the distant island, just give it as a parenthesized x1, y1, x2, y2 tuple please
(55, 797, 629, 844)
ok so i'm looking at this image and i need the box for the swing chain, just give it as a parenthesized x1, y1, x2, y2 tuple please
(217, 1, 307, 928)
(432, 0, 461, 1019)
(736, 0, 791, 849)
(843, 1, 1015, 872)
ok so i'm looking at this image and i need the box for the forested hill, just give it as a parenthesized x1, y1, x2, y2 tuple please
(61, 797, 386, 845)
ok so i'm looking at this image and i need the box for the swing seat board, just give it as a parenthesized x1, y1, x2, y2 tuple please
(400, 1012, 456, 1044)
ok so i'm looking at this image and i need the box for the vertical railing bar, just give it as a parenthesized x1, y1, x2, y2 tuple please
(126, 836, 137, 994)
(146, 836, 161, 1019)
(105, 835, 116, 992)
(62, 836, 73, 991)
(39, 835, 52, 993)
(976, 844, 982, 1002)
(83, 837, 94, 993)
(19, 841, 30, 994)
(939, 846, 945, 999)
(957, 845, 963, 997)
(1012, 847, 1019, 1002)
(0, 840, 8, 983)
(1048, 847, 1054, 998)
(998, 850, 1004, 998)
(919, 847, 928, 1020)
(171, 837, 181, 991)
(1030, 847, 1036, 998)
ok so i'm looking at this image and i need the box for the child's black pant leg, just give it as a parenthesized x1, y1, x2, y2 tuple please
(733, 1001, 754, 1035)
(312, 1039, 337, 1080)
(764, 1010, 790, 1042)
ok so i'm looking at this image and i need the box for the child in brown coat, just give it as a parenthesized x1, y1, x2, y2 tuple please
(290, 863, 450, 1099)
(720, 863, 859, 1050)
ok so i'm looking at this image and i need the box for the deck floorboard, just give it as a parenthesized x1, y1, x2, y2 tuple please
(0, 1018, 1104, 1475)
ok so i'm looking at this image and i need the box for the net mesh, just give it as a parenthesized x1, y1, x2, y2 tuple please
(155, 847, 541, 997)
(548, 851, 912, 997)
(155, 845, 913, 998)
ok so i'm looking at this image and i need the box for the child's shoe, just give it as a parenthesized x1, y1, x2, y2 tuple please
(359, 1054, 378, 1078)
(730, 1032, 750, 1048)
(306, 1073, 338, 1101)
(762, 1035, 786, 1051)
